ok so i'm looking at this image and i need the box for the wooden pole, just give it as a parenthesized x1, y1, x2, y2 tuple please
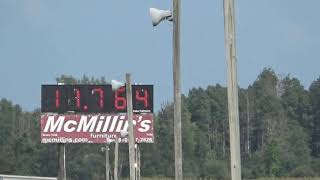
(58, 143, 66, 180)
(126, 73, 135, 180)
(223, 0, 242, 179)
(114, 137, 119, 180)
(137, 144, 141, 180)
(246, 92, 250, 155)
(173, 0, 182, 180)
(57, 83, 66, 180)
(105, 143, 110, 180)
(135, 144, 137, 180)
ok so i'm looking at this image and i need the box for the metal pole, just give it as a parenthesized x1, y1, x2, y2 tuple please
(57, 82, 66, 180)
(114, 137, 119, 180)
(173, 0, 182, 180)
(135, 144, 137, 180)
(126, 73, 135, 180)
(106, 143, 110, 180)
(223, 0, 242, 180)
(246, 92, 250, 155)
(137, 144, 141, 180)
(58, 143, 66, 180)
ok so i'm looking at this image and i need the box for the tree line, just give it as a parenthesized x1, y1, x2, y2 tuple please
(0, 69, 320, 179)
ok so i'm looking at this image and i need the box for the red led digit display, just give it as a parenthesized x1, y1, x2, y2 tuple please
(41, 85, 66, 113)
(135, 89, 149, 107)
(41, 84, 153, 113)
(114, 86, 127, 110)
(55, 89, 60, 108)
(92, 88, 104, 108)
(76, 88, 81, 108)
(67, 88, 82, 111)
(132, 85, 153, 113)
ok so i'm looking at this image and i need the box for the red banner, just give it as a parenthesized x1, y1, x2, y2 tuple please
(40, 114, 154, 143)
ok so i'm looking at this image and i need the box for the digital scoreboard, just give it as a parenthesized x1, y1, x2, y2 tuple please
(41, 84, 153, 113)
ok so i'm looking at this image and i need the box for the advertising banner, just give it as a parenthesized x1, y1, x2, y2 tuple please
(40, 114, 154, 143)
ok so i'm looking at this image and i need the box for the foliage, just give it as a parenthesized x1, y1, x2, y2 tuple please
(0, 70, 320, 179)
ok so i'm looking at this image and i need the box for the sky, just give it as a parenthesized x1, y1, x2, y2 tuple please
(0, 0, 319, 111)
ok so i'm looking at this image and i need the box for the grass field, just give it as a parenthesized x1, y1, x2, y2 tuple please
(134, 178, 320, 180)
(249, 178, 320, 180)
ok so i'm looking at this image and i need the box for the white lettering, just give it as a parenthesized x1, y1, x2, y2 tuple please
(77, 116, 98, 132)
(102, 116, 111, 132)
(139, 120, 151, 132)
(116, 116, 125, 132)
(95, 119, 104, 132)
(44, 116, 65, 132)
(64, 120, 77, 132)
(109, 116, 118, 132)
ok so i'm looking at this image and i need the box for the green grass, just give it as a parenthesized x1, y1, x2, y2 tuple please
(252, 178, 320, 180)
(135, 178, 320, 180)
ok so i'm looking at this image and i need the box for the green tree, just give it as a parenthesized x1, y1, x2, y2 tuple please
(278, 121, 312, 176)
(206, 85, 228, 158)
(154, 103, 174, 176)
(265, 140, 280, 176)
(310, 77, 320, 157)
(250, 68, 286, 151)
(2, 70, 320, 178)
(281, 76, 313, 135)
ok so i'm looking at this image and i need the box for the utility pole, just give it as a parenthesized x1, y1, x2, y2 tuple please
(134, 144, 141, 180)
(126, 73, 135, 180)
(114, 136, 119, 180)
(135, 144, 137, 180)
(172, 0, 182, 180)
(223, 0, 242, 180)
(57, 83, 66, 180)
(136, 144, 141, 180)
(246, 92, 250, 155)
(58, 143, 66, 180)
(105, 144, 110, 180)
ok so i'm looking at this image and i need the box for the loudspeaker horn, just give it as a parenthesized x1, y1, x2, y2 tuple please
(106, 138, 115, 144)
(120, 130, 129, 138)
(111, 80, 124, 91)
(149, 8, 172, 26)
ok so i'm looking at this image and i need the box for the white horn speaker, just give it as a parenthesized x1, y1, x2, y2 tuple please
(120, 130, 129, 138)
(149, 8, 172, 26)
(111, 80, 124, 91)
(106, 138, 115, 144)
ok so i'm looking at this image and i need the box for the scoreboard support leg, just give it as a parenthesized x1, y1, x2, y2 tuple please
(106, 143, 110, 180)
(58, 143, 66, 180)
(114, 137, 119, 180)
(136, 144, 141, 180)
(126, 73, 135, 180)
(135, 144, 137, 180)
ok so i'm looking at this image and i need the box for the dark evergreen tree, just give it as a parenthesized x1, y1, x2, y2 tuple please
(310, 77, 320, 157)
(1, 70, 320, 179)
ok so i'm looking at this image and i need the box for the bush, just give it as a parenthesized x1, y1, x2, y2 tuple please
(204, 159, 230, 179)
(288, 165, 315, 177)
(311, 158, 320, 176)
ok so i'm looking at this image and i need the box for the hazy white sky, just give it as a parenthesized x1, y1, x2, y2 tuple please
(0, 0, 319, 111)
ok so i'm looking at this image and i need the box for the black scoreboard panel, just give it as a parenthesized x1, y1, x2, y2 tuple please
(41, 85, 153, 113)
(132, 85, 154, 113)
